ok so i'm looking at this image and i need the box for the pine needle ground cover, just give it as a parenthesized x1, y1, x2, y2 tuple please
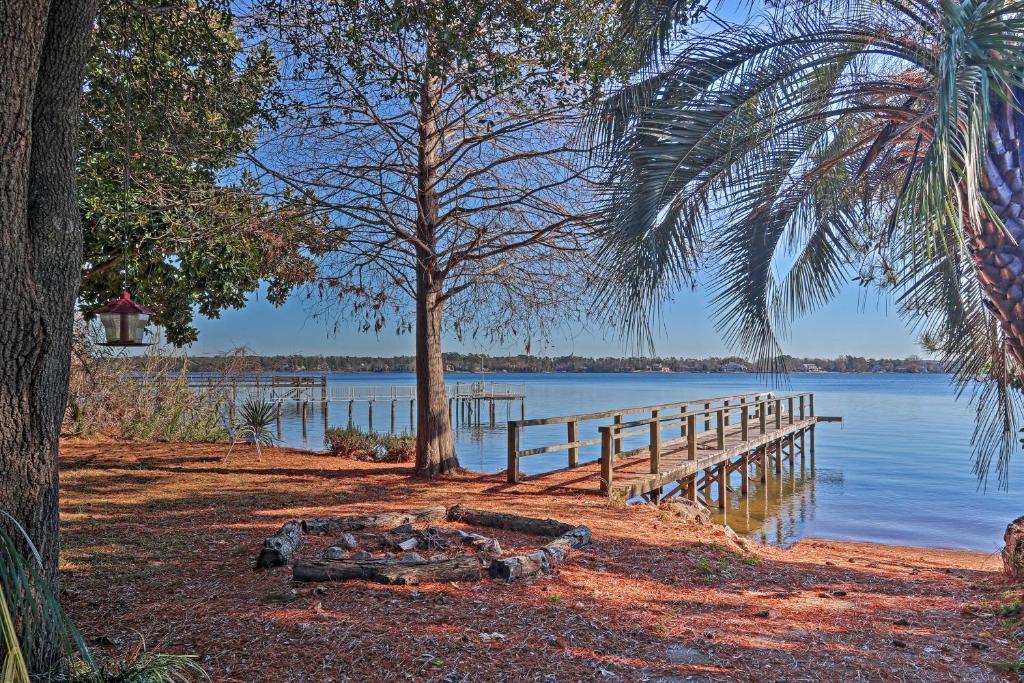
(58, 439, 1018, 682)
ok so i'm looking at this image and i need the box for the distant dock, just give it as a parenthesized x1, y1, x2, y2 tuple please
(188, 374, 525, 434)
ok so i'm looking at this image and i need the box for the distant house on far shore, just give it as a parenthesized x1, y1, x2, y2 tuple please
(720, 361, 748, 373)
(800, 363, 822, 373)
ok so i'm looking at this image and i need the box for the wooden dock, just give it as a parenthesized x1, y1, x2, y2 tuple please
(506, 392, 839, 506)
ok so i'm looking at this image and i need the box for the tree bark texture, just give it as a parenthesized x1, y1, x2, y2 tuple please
(413, 45, 457, 477)
(0, 0, 97, 671)
(256, 520, 304, 569)
(487, 525, 591, 583)
(446, 505, 576, 537)
(976, 93, 1024, 365)
(0, 0, 95, 584)
(301, 506, 447, 536)
(293, 555, 481, 585)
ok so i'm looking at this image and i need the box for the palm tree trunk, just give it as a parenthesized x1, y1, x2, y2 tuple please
(974, 94, 1024, 366)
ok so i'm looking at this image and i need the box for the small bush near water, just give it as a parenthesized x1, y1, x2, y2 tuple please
(324, 427, 414, 462)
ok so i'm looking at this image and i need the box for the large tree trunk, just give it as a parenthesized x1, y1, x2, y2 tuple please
(976, 92, 1024, 365)
(413, 42, 458, 477)
(0, 0, 97, 670)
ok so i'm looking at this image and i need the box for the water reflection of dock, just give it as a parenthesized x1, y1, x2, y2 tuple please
(713, 459, 844, 545)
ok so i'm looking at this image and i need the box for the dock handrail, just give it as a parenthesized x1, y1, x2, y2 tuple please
(593, 392, 815, 493)
(506, 391, 783, 482)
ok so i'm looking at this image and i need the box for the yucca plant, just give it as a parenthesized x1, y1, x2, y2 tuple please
(595, 0, 1024, 486)
(0, 517, 206, 681)
(225, 396, 279, 461)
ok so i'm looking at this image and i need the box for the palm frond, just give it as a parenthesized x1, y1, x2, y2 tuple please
(595, 0, 1024, 486)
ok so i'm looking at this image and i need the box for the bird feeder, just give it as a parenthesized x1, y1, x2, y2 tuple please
(94, 291, 153, 346)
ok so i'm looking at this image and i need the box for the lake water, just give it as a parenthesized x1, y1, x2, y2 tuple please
(263, 371, 1023, 553)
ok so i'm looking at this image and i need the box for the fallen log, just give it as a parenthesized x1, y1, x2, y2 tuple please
(488, 525, 591, 582)
(302, 506, 447, 536)
(446, 505, 575, 537)
(256, 520, 304, 569)
(293, 555, 481, 585)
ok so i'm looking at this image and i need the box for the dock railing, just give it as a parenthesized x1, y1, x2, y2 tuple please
(595, 391, 815, 494)
(506, 392, 778, 483)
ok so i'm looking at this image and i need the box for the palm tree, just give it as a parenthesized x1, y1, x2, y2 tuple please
(595, 0, 1024, 486)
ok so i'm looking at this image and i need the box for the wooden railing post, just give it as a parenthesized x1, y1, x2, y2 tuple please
(704, 403, 711, 431)
(506, 422, 520, 483)
(788, 397, 795, 425)
(775, 399, 782, 429)
(600, 427, 613, 495)
(613, 413, 623, 454)
(687, 414, 696, 460)
(724, 399, 731, 426)
(649, 410, 660, 473)
(809, 393, 815, 416)
(567, 420, 578, 468)
(741, 404, 749, 440)
(759, 400, 767, 434)
(799, 395, 805, 420)
(716, 409, 725, 449)
(680, 405, 687, 437)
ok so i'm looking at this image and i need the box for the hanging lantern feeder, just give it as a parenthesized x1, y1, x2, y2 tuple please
(95, 291, 153, 346)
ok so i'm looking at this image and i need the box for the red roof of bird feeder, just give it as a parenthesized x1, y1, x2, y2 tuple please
(94, 291, 153, 315)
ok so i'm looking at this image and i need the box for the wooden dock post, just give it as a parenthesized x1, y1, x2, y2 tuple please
(390, 399, 396, 434)
(799, 395, 805, 420)
(759, 399, 767, 434)
(348, 400, 354, 427)
(788, 433, 795, 467)
(741, 453, 749, 494)
(568, 420, 579, 468)
(276, 404, 282, 438)
(323, 400, 328, 432)
(759, 446, 767, 483)
(788, 397, 795, 425)
(649, 410, 661, 474)
(507, 422, 520, 483)
(810, 394, 815, 417)
(810, 425, 816, 469)
(704, 403, 711, 431)
(600, 427, 613, 494)
(489, 399, 496, 426)
(775, 399, 782, 429)
(679, 405, 687, 437)
(302, 401, 309, 438)
(410, 399, 415, 432)
(724, 400, 731, 426)
(368, 401, 374, 432)
(687, 474, 697, 502)
(716, 409, 725, 449)
(717, 463, 727, 509)
(687, 414, 696, 459)
(741, 404, 749, 440)
(774, 439, 782, 474)
(320, 375, 327, 402)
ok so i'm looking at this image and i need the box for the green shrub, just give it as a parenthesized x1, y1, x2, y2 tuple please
(324, 427, 414, 462)
(324, 426, 377, 458)
(376, 433, 415, 463)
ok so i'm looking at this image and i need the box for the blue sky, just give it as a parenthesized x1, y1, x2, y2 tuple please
(187, 280, 920, 358)
(185, 1, 920, 360)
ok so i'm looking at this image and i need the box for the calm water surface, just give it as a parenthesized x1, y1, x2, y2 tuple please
(267, 371, 1023, 553)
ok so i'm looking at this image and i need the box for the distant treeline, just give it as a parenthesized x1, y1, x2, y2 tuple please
(176, 353, 945, 374)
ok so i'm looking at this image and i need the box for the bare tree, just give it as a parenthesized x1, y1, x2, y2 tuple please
(250, 0, 619, 474)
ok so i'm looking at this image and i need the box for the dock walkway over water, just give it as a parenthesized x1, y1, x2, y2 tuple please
(506, 392, 840, 506)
